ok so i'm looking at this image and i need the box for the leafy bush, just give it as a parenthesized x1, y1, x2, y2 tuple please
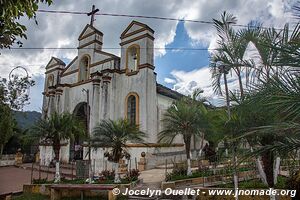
(32, 178, 48, 184)
(98, 170, 115, 182)
(124, 169, 140, 181)
(286, 170, 300, 200)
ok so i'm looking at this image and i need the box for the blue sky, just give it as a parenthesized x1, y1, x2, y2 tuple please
(155, 22, 210, 88)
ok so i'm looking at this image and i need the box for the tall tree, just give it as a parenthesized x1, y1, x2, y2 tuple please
(0, 103, 15, 157)
(210, 12, 249, 99)
(92, 119, 145, 183)
(159, 91, 209, 175)
(0, 0, 52, 49)
(0, 75, 34, 157)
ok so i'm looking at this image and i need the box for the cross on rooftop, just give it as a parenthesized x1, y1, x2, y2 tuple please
(87, 5, 99, 26)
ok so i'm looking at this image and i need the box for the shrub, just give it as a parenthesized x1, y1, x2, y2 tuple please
(32, 178, 48, 184)
(124, 169, 140, 181)
(286, 170, 300, 200)
(99, 170, 115, 181)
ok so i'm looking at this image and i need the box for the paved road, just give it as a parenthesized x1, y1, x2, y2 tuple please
(0, 166, 54, 195)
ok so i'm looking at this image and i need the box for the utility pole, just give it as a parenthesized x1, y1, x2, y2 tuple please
(82, 88, 92, 183)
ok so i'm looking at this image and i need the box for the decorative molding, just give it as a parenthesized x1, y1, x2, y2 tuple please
(120, 27, 148, 39)
(78, 24, 103, 41)
(70, 79, 92, 87)
(121, 20, 154, 38)
(120, 33, 154, 46)
(60, 69, 78, 77)
(45, 67, 64, 74)
(138, 63, 155, 70)
(90, 58, 115, 68)
(46, 57, 66, 70)
(94, 49, 119, 58)
(78, 39, 103, 49)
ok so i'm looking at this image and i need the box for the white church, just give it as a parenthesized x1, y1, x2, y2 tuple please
(40, 20, 193, 170)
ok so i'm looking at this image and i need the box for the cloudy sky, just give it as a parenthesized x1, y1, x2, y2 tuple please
(0, 0, 297, 111)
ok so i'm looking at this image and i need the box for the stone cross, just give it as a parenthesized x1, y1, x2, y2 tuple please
(87, 5, 99, 26)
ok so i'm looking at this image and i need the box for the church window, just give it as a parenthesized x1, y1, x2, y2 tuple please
(78, 56, 89, 82)
(126, 45, 140, 73)
(126, 93, 139, 125)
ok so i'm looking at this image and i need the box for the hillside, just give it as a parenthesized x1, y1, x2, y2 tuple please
(13, 110, 42, 129)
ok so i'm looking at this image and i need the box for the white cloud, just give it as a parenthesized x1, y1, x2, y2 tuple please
(168, 66, 249, 106)
(0, 0, 297, 110)
(164, 77, 176, 84)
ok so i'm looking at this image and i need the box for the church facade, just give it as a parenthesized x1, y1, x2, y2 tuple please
(40, 21, 186, 170)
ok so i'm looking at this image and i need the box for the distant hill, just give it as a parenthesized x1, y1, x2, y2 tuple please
(13, 110, 42, 129)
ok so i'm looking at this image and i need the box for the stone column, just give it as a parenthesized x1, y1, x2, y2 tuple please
(101, 75, 112, 120)
(47, 86, 56, 117)
(54, 86, 63, 114)
(90, 72, 102, 135)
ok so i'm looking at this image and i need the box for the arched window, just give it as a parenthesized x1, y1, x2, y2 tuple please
(126, 93, 139, 125)
(46, 74, 54, 91)
(78, 56, 89, 82)
(126, 45, 140, 73)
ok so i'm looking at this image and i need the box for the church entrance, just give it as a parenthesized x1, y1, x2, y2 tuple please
(70, 102, 89, 161)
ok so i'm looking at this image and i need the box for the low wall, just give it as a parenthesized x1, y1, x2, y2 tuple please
(0, 160, 15, 167)
(24, 184, 108, 199)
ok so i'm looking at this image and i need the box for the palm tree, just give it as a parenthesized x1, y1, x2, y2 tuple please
(210, 12, 249, 100)
(158, 91, 209, 175)
(32, 112, 86, 162)
(92, 119, 145, 183)
(31, 112, 85, 182)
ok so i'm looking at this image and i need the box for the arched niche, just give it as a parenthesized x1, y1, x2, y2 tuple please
(78, 55, 90, 82)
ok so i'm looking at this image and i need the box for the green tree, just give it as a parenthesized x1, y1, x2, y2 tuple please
(31, 112, 86, 162)
(0, 76, 35, 110)
(0, 0, 52, 49)
(159, 91, 209, 176)
(92, 119, 145, 183)
(237, 22, 300, 187)
(210, 12, 249, 100)
(0, 103, 15, 157)
(0, 75, 35, 156)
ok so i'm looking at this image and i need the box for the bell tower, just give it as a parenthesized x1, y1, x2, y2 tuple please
(120, 21, 155, 75)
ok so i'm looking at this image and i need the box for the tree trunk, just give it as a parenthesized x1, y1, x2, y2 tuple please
(198, 133, 205, 157)
(274, 157, 280, 185)
(236, 69, 244, 98)
(256, 157, 268, 185)
(114, 162, 121, 183)
(0, 144, 3, 159)
(262, 151, 274, 187)
(53, 143, 60, 162)
(185, 137, 192, 176)
(54, 161, 61, 183)
(233, 146, 239, 200)
(223, 73, 230, 118)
